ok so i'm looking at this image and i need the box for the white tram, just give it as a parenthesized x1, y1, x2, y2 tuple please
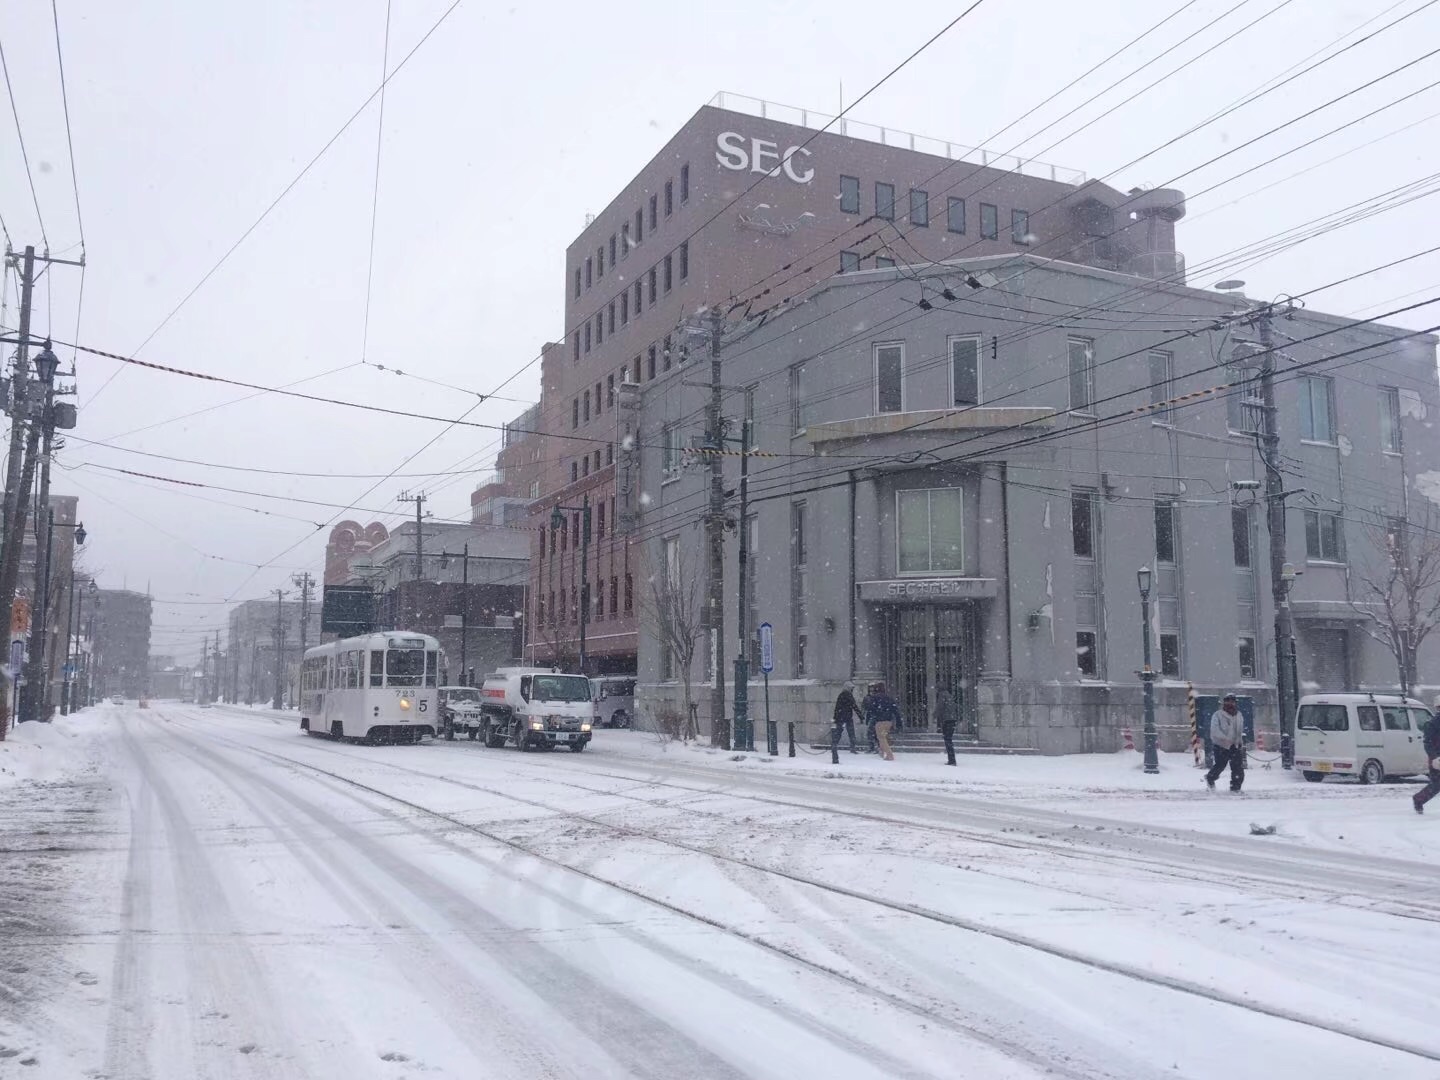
(299, 632, 441, 743)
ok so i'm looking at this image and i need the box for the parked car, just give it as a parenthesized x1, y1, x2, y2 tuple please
(1294, 694, 1432, 784)
(437, 685, 484, 740)
(590, 676, 635, 728)
(110, 695, 124, 705)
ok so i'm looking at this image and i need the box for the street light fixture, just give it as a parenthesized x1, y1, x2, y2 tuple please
(1137, 566, 1160, 774)
(32, 341, 58, 384)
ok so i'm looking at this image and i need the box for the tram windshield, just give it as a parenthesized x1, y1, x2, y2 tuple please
(386, 648, 427, 688)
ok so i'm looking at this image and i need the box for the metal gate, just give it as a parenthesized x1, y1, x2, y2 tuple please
(880, 604, 979, 734)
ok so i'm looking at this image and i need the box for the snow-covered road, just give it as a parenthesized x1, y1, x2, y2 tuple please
(4, 704, 1439, 1079)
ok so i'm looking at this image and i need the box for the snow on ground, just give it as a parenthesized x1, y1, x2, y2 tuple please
(3, 703, 1439, 1079)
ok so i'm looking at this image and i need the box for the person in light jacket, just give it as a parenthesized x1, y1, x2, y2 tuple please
(1205, 693, 1246, 793)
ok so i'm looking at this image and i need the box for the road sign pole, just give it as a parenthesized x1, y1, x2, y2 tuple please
(758, 621, 776, 756)
(765, 670, 776, 757)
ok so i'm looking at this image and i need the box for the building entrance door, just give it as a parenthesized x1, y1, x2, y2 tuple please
(881, 604, 979, 735)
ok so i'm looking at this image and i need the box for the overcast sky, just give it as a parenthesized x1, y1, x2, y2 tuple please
(1, 0, 1437, 661)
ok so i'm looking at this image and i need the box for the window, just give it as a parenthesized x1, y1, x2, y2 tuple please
(624, 573, 633, 613)
(1149, 350, 1174, 424)
(1226, 363, 1262, 433)
(1232, 506, 1252, 568)
(680, 162, 690, 202)
(839, 174, 860, 214)
(1160, 633, 1180, 678)
(947, 197, 966, 234)
(609, 234, 616, 266)
(574, 268, 581, 299)
(370, 651, 383, 687)
(621, 222, 630, 256)
(1237, 636, 1257, 680)
(875, 256, 895, 268)
(595, 578, 603, 618)
(1299, 375, 1335, 443)
(1381, 386, 1402, 453)
(1076, 631, 1099, 679)
(1154, 499, 1177, 564)
(632, 355, 640, 383)
(572, 333, 579, 362)
(584, 322, 591, 354)
(585, 256, 593, 288)
(648, 266, 657, 304)
(1071, 490, 1095, 559)
(1298, 703, 1348, 731)
(595, 312, 603, 345)
(583, 455, 590, 477)
(621, 292, 629, 325)
(789, 362, 808, 434)
(597, 245, 604, 278)
(980, 203, 998, 239)
(679, 241, 688, 280)
(1383, 706, 1412, 731)
(597, 501, 606, 541)
(910, 189, 929, 227)
(572, 398, 579, 430)
(662, 424, 681, 478)
(875, 343, 904, 413)
(610, 577, 618, 614)
(633, 279, 642, 315)
(875, 182, 895, 220)
(1304, 510, 1344, 562)
(606, 442, 614, 466)
(840, 250, 861, 273)
(647, 345, 657, 380)
(595, 381, 603, 415)
(583, 390, 590, 423)
(608, 301, 615, 335)
(635, 208, 643, 244)
(663, 253, 673, 293)
(664, 179, 673, 216)
(950, 336, 980, 406)
(663, 334, 673, 371)
(1068, 337, 1095, 413)
(1386, 515, 1407, 553)
(1011, 209, 1030, 244)
(1358, 706, 1382, 732)
(606, 373, 615, 407)
(570, 461, 578, 483)
(649, 193, 658, 230)
(897, 488, 964, 574)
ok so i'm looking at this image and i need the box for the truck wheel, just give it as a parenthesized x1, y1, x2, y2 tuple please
(612, 710, 628, 729)
(1302, 771, 1326, 783)
(484, 726, 506, 749)
(444, 721, 456, 741)
(514, 723, 532, 751)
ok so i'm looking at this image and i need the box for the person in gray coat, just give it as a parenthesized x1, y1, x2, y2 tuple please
(1205, 693, 1247, 793)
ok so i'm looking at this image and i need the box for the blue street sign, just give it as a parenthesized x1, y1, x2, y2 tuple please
(758, 622, 774, 674)
(62, 663, 75, 676)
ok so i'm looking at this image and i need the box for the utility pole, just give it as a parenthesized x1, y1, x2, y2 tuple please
(0, 246, 36, 739)
(460, 542, 469, 681)
(705, 308, 729, 749)
(272, 589, 286, 710)
(292, 572, 313, 658)
(1252, 305, 1299, 769)
(732, 389, 754, 752)
(200, 634, 209, 704)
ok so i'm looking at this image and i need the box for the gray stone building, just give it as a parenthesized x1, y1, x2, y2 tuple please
(229, 597, 303, 705)
(632, 256, 1440, 751)
(92, 589, 152, 700)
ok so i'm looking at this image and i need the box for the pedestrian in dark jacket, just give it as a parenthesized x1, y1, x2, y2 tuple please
(1205, 693, 1246, 793)
(1413, 711, 1440, 814)
(830, 682, 861, 762)
(861, 684, 879, 753)
(936, 687, 960, 766)
(864, 682, 899, 761)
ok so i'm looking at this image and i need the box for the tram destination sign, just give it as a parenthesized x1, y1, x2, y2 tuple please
(857, 578, 998, 602)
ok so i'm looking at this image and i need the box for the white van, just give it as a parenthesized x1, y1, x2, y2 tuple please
(1293, 694, 1432, 784)
(591, 676, 635, 728)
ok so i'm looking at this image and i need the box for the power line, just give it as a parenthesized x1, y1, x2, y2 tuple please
(49, 0, 84, 253)
(359, 0, 393, 367)
(0, 33, 48, 249)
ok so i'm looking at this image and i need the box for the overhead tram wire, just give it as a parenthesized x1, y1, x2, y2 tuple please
(359, 0, 393, 370)
(721, 3, 1440, 338)
(49, 0, 84, 252)
(82, 0, 467, 411)
(0, 33, 49, 249)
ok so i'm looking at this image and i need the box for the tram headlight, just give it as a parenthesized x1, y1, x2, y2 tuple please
(399, 698, 412, 711)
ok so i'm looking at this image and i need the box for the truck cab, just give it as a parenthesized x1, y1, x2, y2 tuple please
(479, 667, 594, 752)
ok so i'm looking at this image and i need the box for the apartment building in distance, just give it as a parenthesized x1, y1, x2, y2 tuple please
(515, 92, 1186, 675)
(470, 402, 545, 527)
(92, 589, 152, 699)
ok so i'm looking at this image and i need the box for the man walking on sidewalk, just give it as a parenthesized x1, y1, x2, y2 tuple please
(865, 682, 899, 761)
(1205, 693, 1246, 793)
(830, 682, 862, 763)
(936, 686, 960, 766)
(1412, 709, 1440, 814)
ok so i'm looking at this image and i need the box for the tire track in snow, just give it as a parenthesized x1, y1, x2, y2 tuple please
(101, 764, 155, 1080)
(193, 719, 1440, 1067)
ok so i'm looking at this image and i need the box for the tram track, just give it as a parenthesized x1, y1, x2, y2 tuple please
(168, 709, 1440, 1066)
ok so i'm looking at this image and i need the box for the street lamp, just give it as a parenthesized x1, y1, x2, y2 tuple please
(1137, 566, 1160, 774)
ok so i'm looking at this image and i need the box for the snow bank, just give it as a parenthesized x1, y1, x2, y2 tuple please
(0, 708, 112, 790)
